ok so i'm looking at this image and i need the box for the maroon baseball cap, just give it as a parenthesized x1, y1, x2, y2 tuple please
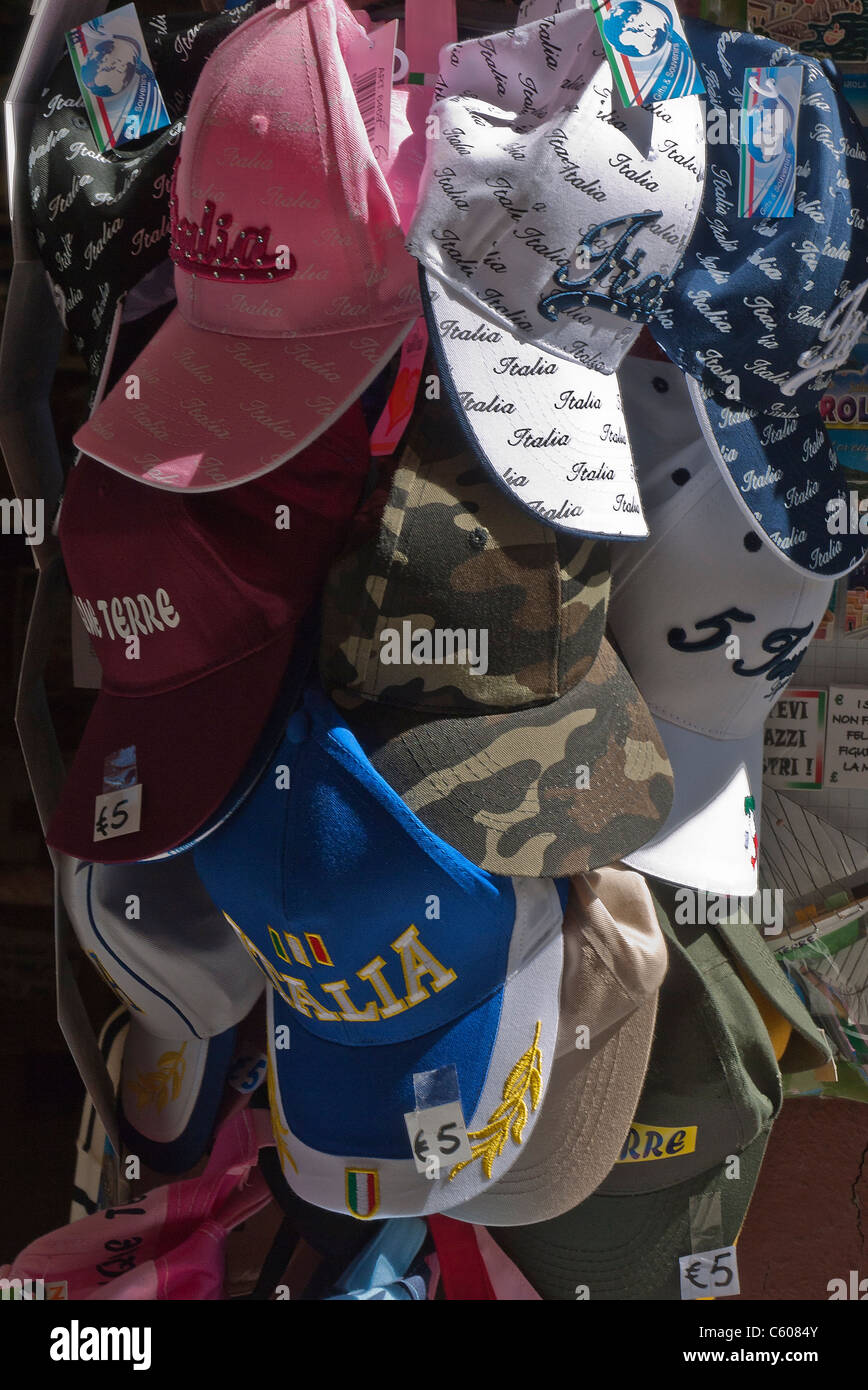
(47, 405, 371, 862)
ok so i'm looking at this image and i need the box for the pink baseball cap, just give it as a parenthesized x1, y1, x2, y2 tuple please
(46, 403, 371, 864)
(73, 0, 422, 492)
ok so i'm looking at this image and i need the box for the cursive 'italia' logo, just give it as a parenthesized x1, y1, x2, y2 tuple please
(780, 278, 868, 396)
(537, 211, 668, 324)
(169, 164, 295, 283)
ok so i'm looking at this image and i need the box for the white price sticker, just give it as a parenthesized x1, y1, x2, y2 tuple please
(93, 784, 142, 842)
(679, 1245, 740, 1300)
(404, 1100, 472, 1176)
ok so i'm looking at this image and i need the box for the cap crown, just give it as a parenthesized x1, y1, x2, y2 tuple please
(653, 19, 868, 412)
(320, 388, 611, 714)
(63, 418, 369, 696)
(408, 3, 705, 371)
(169, 1, 420, 341)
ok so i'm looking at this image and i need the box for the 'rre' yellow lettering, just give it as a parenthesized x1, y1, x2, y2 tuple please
(616, 1122, 698, 1163)
(391, 925, 457, 1005)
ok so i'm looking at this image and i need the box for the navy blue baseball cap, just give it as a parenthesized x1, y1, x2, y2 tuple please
(651, 19, 868, 579)
(194, 682, 666, 1223)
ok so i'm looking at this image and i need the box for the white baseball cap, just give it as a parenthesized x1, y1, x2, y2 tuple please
(608, 355, 835, 895)
(406, 2, 705, 539)
(60, 853, 263, 1172)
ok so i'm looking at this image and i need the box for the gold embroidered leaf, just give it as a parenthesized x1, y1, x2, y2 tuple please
(448, 1021, 543, 1182)
(511, 1098, 529, 1145)
(528, 1065, 542, 1111)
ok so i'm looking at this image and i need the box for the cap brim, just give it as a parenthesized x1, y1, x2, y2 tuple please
(334, 636, 674, 878)
(73, 307, 412, 492)
(422, 273, 648, 540)
(447, 996, 659, 1227)
(492, 1125, 771, 1300)
(119, 1022, 236, 1174)
(47, 627, 303, 863)
(688, 377, 866, 580)
(625, 716, 762, 896)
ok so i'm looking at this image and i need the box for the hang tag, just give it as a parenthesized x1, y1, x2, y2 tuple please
(345, 20, 403, 167)
(679, 1245, 740, 1299)
(66, 4, 170, 153)
(228, 1051, 268, 1094)
(93, 784, 142, 841)
(370, 318, 429, 456)
(94, 746, 142, 841)
(593, 0, 705, 108)
(405, 1101, 472, 1176)
(738, 67, 803, 219)
(405, 1065, 472, 1176)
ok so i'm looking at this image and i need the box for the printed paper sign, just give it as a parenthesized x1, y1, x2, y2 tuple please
(763, 688, 827, 790)
(679, 1245, 740, 1299)
(747, 2, 868, 64)
(404, 1101, 472, 1177)
(825, 686, 868, 787)
(66, 5, 169, 152)
(93, 784, 142, 841)
(738, 67, 802, 219)
(823, 339, 868, 476)
(593, 0, 705, 108)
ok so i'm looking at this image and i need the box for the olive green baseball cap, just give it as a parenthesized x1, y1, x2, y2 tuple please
(318, 373, 673, 879)
(491, 876, 832, 1299)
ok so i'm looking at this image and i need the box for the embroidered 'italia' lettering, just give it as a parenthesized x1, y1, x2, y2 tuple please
(223, 915, 457, 1022)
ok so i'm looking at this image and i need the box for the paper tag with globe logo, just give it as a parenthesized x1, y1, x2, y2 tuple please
(738, 66, 804, 219)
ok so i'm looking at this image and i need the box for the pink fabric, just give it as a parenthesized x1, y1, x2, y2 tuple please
(74, 0, 421, 491)
(473, 1227, 542, 1300)
(2, 1109, 273, 1301)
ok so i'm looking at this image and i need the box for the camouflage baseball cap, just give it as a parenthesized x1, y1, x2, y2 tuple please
(318, 380, 674, 878)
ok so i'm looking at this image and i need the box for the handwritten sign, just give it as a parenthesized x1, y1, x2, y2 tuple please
(825, 686, 868, 788)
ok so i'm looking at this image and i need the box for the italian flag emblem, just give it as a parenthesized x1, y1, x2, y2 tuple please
(346, 1168, 380, 1220)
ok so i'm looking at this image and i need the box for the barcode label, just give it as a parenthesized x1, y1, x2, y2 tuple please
(355, 69, 377, 140)
(344, 20, 397, 168)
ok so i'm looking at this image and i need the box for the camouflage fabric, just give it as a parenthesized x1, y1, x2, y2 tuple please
(319, 382, 673, 877)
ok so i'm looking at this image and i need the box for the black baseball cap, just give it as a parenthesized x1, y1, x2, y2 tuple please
(27, 0, 270, 409)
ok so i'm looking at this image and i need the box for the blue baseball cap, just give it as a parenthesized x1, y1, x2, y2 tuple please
(650, 18, 868, 579)
(193, 682, 665, 1221)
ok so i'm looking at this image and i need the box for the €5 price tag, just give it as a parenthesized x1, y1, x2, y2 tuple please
(93, 784, 142, 842)
(679, 1245, 740, 1299)
(404, 1100, 472, 1176)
